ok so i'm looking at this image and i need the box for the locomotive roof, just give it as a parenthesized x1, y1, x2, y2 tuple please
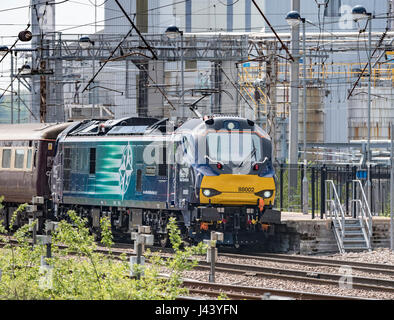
(177, 116, 271, 140)
(0, 122, 72, 141)
(66, 117, 161, 136)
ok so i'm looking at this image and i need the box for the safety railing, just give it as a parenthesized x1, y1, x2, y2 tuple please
(325, 180, 345, 253)
(238, 67, 289, 118)
(351, 180, 372, 249)
(240, 62, 394, 86)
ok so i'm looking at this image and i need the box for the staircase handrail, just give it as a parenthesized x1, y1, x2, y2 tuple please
(350, 198, 372, 250)
(325, 180, 345, 253)
(352, 180, 372, 237)
(352, 180, 372, 250)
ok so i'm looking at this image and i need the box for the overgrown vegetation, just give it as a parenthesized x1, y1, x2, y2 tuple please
(0, 201, 207, 300)
(276, 164, 315, 212)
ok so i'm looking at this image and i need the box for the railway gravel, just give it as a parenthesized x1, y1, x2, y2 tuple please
(326, 248, 394, 265)
(101, 244, 394, 299)
(215, 255, 394, 281)
(180, 269, 393, 300)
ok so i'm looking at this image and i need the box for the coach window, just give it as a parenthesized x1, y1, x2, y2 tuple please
(14, 149, 25, 169)
(33, 148, 37, 168)
(2, 149, 11, 168)
(26, 149, 33, 169)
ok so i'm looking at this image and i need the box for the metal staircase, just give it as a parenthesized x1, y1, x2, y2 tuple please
(325, 180, 372, 254)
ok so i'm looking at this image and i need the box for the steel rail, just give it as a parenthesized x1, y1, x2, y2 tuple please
(194, 261, 394, 294)
(5, 238, 394, 294)
(97, 244, 394, 295)
(220, 252, 394, 275)
(182, 279, 366, 300)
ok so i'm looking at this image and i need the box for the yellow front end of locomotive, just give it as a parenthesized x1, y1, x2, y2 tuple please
(199, 174, 275, 206)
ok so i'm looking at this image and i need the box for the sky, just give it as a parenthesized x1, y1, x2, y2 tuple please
(0, 0, 105, 44)
(0, 0, 105, 87)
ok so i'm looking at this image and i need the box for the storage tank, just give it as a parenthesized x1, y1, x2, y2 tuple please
(348, 87, 394, 140)
(298, 86, 325, 143)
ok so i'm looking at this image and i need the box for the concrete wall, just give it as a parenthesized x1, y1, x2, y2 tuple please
(283, 219, 339, 254)
(281, 217, 392, 255)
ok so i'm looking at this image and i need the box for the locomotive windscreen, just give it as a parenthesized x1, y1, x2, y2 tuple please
(206, 132, 262, 164)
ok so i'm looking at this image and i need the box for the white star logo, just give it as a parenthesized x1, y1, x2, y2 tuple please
(119, 143, 133, 199)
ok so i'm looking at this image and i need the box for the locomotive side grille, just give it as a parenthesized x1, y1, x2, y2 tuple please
(63, 147, 71, 191)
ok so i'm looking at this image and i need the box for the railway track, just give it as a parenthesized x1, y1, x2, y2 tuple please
(181, 279, 366, 300)
(194, 260, 394, 294)
(220, 252, 394, 276)
(107, 243, 394, 294)
(4, 240, 354, 300)
(3, 239, 393, 299)
(105, 244, 394, 298)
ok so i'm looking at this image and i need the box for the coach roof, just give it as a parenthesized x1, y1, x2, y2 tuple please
(0, 122, 72, 141)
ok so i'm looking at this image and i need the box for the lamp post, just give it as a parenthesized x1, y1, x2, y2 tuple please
(286, 1, 300, 204)
(19, 63, 32, 75)
(391, 122, 394, 251)
(286, 10, 308, 215)
(16, 52, 20, 124)
(0, 46, 8, 57)
(352, 5, 372, 210)
(79, 36, 95, 114)
(165, 25, 184, 120)
(10, 50, 14, 124)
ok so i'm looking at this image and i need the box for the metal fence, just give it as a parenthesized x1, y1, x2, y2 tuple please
(274, 163, 391, 218)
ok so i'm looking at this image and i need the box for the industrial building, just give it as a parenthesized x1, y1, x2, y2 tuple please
(1, 0, 394, 163)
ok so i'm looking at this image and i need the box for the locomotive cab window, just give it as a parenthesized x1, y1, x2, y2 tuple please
(181, 135, 195, 163)
(206, 132, 262, 164)
(182, 136, 193, 156)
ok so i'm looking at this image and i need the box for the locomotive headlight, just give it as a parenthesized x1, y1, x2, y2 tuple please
(263, 190, 272, 198)
(255, 190, 273, 199)
(202, 188, 221, 197)
(224, 120, 239, 130)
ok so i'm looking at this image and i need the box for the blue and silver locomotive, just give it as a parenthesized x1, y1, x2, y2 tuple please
(0, 115, 279, 247)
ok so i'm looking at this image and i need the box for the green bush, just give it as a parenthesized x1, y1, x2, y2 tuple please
(0, 203, 207, 300)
